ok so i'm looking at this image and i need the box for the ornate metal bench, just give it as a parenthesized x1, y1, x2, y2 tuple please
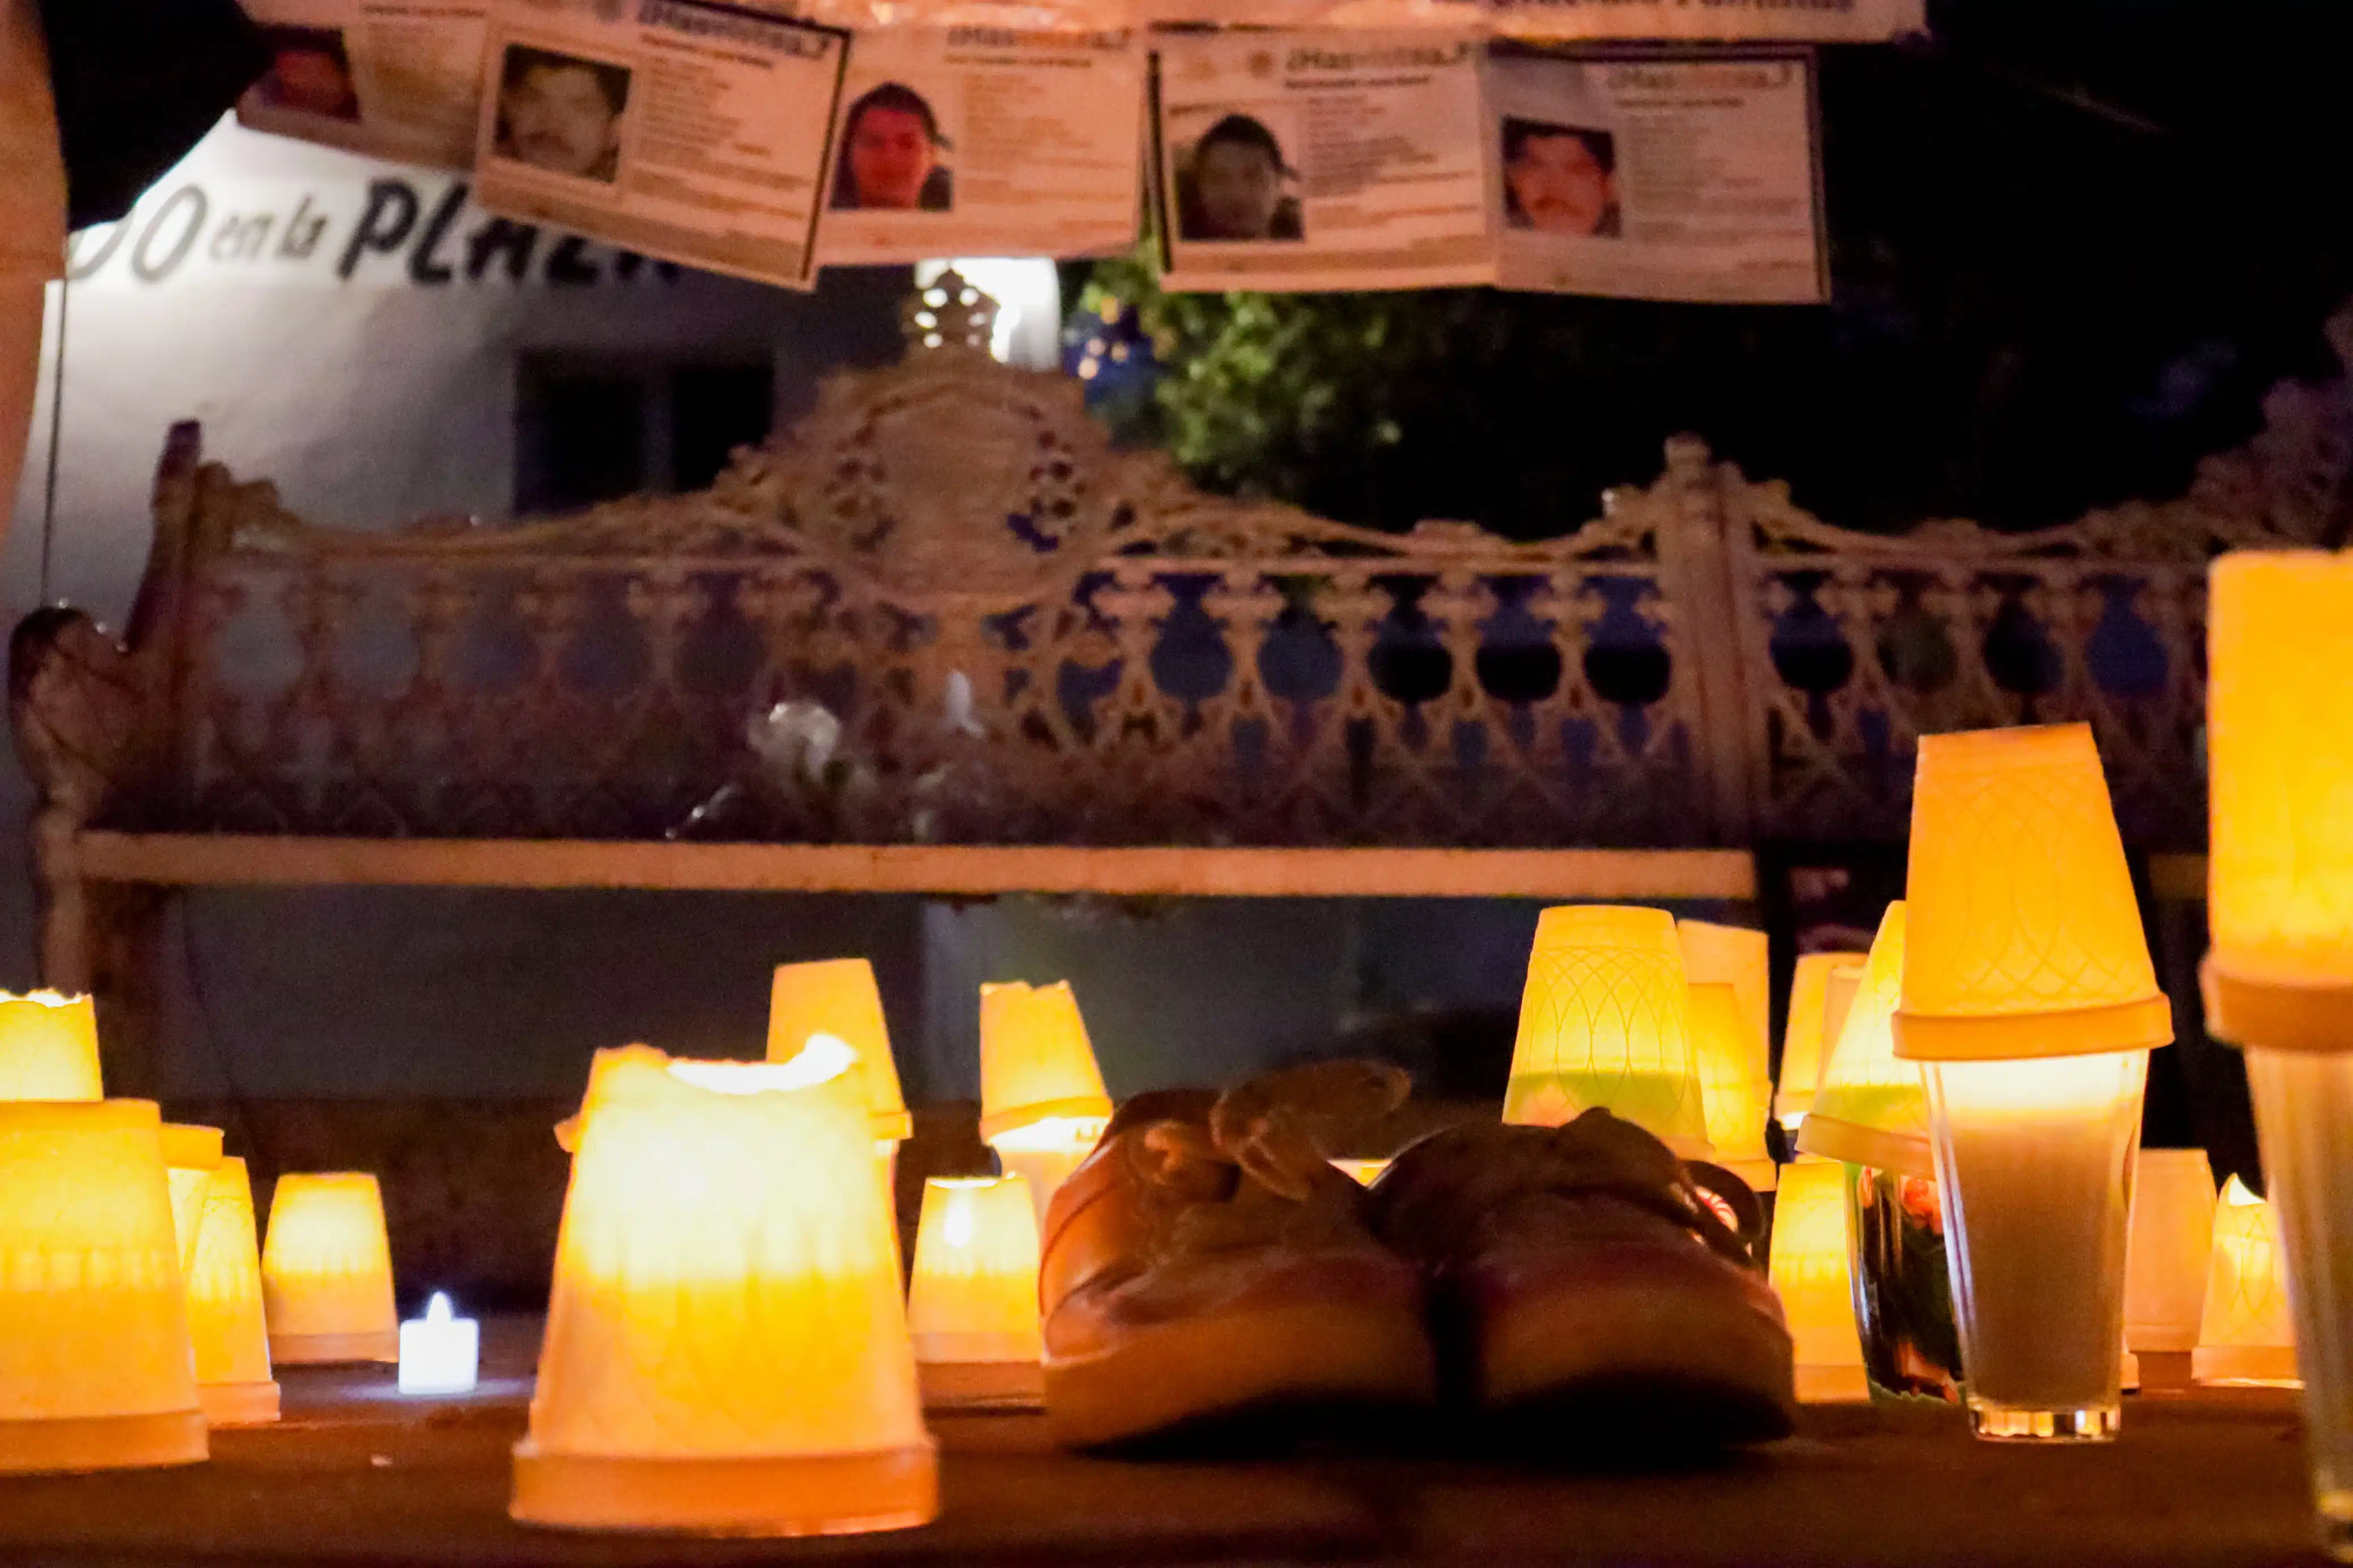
(14, 278, 2347, 1085)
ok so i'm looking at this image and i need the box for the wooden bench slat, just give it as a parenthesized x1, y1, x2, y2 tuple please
(77, 833, 1756, 901)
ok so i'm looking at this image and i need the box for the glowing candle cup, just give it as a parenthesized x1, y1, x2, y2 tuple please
(1768, 1158, 1870, 1402)
(1688, 980, 1774, 1192)
(1895, 723, 2171, 1443)
(513, 1041, 934, 1535)
(1775, 952, 1868, 1132)
(182, 1155, 279, 1425)
(1505, 905, 1710, 1158)
(1797, 904, 1959, 1404)
(907, 1175, 1044, 1408)
(2204, 552, 2353, 1557)
(2194, 1175, 2296, 1387)
(400, 1293, 480, 1396)
(2126, 1149, 2216, 1359)
(0, 989, 101, 1101)
(1678, 921, 1770, 1134)
(262, 1172, 399, 1364)
(769, 959, 911, 1198)
(1331, 1157, 1391, 1186)
(981, 981, 1113, 1234)
(0, 1099, 207, 1472)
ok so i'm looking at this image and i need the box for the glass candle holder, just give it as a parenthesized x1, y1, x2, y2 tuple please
(1923, 1050, 2147, 1440)
(1846, 1162, 1963, 1405)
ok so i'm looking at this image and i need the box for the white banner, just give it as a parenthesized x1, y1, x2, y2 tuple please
(472, 0, 848, 291)
(818, 28, 1143, 265)
(1489, 46, 1824, 303)
(236, 1, 490, 171)
(1153, 30, 1494, 293)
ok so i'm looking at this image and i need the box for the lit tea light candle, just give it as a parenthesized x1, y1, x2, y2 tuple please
(1503, 905, 1711, 1158)
(399, 1293, 480, 1396)
(908, 1175, 1042, 1408)
(2193, 1176, 2298, 1389)
(981, 981, 1113, 1234)
(0, 990, 102, 1102)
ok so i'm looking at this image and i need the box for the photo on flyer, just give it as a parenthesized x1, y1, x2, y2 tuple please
(236, 0, 490, 171)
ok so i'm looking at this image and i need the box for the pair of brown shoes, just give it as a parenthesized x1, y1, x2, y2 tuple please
(1038, 1063, 1795, 1453)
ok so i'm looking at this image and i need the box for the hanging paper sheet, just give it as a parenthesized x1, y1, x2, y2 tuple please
(1152, 28, 1494, 293)
(472, 0, 848, 290)
(1488, 0, 1921, 41)
(1488, 45, 1825, 303)
(818, 27, 1144, 264)
(236, 1, 489, 170)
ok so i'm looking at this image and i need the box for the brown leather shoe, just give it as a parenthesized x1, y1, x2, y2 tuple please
(1369, 1109, 1794, 1451)
(1040, 1063, 1438, 1450)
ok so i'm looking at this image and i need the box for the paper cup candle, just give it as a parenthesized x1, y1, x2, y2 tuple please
(261, 1173, 398, 1364)
(1767, 1158, 1869, 1403)
(1678, 920, 1770, 1082)
(981, 981, 1114, 1235)
(1688, 981, 1774, 1191)
(0, 1099, 207, 1472)
(769, 957, 911, 1147)
(179, 1155, 279, 1426)
(511, 1039, 936, 1536)
(554, 1041, 664, 1153)
(1795, 904, 1956, 1404)
(2204, 552, 2353, 1558)
(2126, 1149, 2217, 1359)
(1774, 952, 1868, 1132)
(0, 990, 101, 1101)
(2194, 1176, 2298, 1388)
(907, 1175, 1044, 1408)
(1505, 906, 1710, 1158)
(1893, 723, 2171, 1444)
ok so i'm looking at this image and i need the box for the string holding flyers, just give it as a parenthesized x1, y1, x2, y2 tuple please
(818, 28, 1145, 266)
(472, 0, 848, 292)
(237, 1, 490, 170)
(1488, 44, 1826, 304)
(1152, 29, 1494, 294)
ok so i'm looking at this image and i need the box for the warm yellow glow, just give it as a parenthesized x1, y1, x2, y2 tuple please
(907, 1175, 1042, 1366)
(2205, 553, 2353, 1049)
(554, 1041, 666, 1153)
(512, 1044, 936, 1535)
(1895, 724, 2171, 1061)
(1503, 905, 1710, 1156)
(1331, 1157, 1391, 1186)
(2195, 1175, 2298, 1386)
(182, 1156, 278, 1425)
(261, 1172, 398, 1364)
(0, 990, 101, 1102)
(1774, 951, 1867, 1129)
(1766, 1158, 1868, 1402)
(0, 1099, 206, 1471)
(1797, 905, 1930, 1175)
(768, 959, 911, 1142)
(1689, 981, 1772, 1172)
(2127, 1149, 2216, 1356)
(1678, 920, 1770, 1076)
(979, 981, 1112, 1143)
(161, 1123, 224, 1276)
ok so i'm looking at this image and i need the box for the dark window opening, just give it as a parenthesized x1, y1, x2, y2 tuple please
(515, 355, 774, 515)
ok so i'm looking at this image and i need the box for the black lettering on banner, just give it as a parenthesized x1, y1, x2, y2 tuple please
(408, 183, 468, 285)
(279, 195, 327, 259)
(338, 179, 421, 279)
(132, 186, 208, 282)
(544, 235, 600, 285)
(466, 218, 538, 281)
(609, 249, 681, 282)
(209, 213, 273, 263)
(66, 220, 127, 282)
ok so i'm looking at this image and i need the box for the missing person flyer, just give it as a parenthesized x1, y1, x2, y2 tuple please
(1486, 0, 1923, 41)
(473, 0, 848, 290)
(236, 1, 489, 170)
(818, 28, 1144, 265)
(1152, 30, 1493, 293)
(1488, 46, 1826, 304)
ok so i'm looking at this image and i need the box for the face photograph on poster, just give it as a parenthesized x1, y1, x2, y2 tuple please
(1486, 46, 1826, 305)
(817, 28, 1142, 265)
(236, 2, 490, 170)
(1152, 31, 1492, 293)
(490, 42, 630, 183)
(472, 0, 849, 290)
